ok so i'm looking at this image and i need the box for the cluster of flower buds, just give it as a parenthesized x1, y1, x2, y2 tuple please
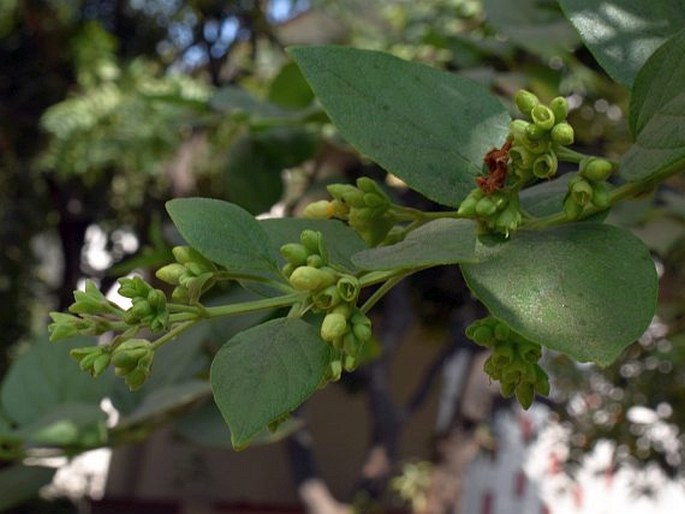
(321, 305, 372, 378)
(49, 280, 125, 342)
(563, 157, 615, 220)
(110, 338, 154, 390)
(457, 188, 523, 235)
(70, 346, 111, 378)
(303, 177, 395, 246)
(280, 229, 372, 378)
(118, 276, 169, 333)
(508, 90, 574, 181)
(156, 246, 216, 304)
(466, 316, 550, 409)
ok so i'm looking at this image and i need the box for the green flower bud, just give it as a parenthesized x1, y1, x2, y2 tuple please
(336, 275, 360, 303)
(551, 122, 574, 146)
(78, 351, 102, 373)
(363, 192, 389, 209)
(124, 368, 148, 391)
(500, 379, 517, 398)
(492, 341, 515, 368)
(321, 312, 348, 342)
(592, 182, 611, 209)
(494, 322, 510, 341)
(331, 302, 353, 318)
(156, 263, 187, 285)
(521, 135, 550, 155)
(118, 276, 151, 301)
(171, 285, 189, 303)
(343, 354, 358, 372)
(356, 177, 386, 197)
(49, 312, 83, 342)
(289, 266, 326, 291)
(70, 346, 100, 362)
(457, 196, 478, 217)
(483, 355, 502, 381)
(517, 340, 542, 363)
(112, 340, 151, 372)
(92, 353, 111, 378)
(509, 119, 530, 142)
(494, 204, 522, 235)
(147, 289, 166, 311)
(280, 243, 310, 266)
(312, 285, 342, 311)
(525, 123, 548, 141)
(352, 322, 372, 343)
(581, 158, 614, 182)
(303, 200, 335, 219)
(306, 254, 324, 268)
(515, 90, 539, 116)
(563, 195, 583, 220)
(343, 331, 360, 356)
(550, 96, 568, 122)
(570, 177, 593, 206)
(172, 246, 212, 268)
(329, 359, 343, 381)
(300, 230, 323, 253)
(532, 152, 558, 179)
(281, 263, 296, 278)
(471, 325, 495, 347)
(515, 382, 535, 409)
(475, 197, 498, 217)
(327, 184, 364, 207)
(531, 104, 555, 130)
(348, 207, 375, 226)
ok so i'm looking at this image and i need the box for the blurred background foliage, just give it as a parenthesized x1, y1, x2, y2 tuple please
(1, 0, 685, 510)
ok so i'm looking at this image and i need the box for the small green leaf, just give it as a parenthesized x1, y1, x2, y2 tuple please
(351, 219, 478, 270)
(559, 0, 685, 86)
(290, 46, 510, 207)
(484, 0, 579, 57)
(166, 198, 280, 281)
(210, 318, 332, 449)
(461, 224, 657, 366)
(260, 218, 368, 271)
(0, 465, 56, 512)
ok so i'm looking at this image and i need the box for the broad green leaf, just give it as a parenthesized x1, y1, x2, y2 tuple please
(620, 29, 685, 182)
(0, 336, 109, 426)
(559, 0, 685, 86)
(224, 128, 317, 214)
(484, 0, 579, 57)
(0, 465, 56, 512)
(461, 224, 657, 366)
(15, 403, 107, 447)
(290, 46, 510, 207)
(268, 61, 315, 109)
(351, 219, 478, 270)
(520, 174, 572, 217)
(210, 317, 332, 449)
(260, 218, 368, 271)
(166, 198, 280, 281)
(118, 380, 210, 428)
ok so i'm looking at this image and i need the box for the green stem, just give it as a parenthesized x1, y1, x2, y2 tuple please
(554, 146, 589, 164)
(202, 292, 304, 318)
(360, 272, 413, 313)
(150, 320, 195, 351)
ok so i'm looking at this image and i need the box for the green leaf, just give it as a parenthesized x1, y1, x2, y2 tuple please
(14, 403, 107, 447)
(351, 219, 478, 270)
(520, 174, 573, 217)
(620, 29, 685, 182)
(260, 218, 368, 271)
(268, 61, 315, 109)
(0, 336, 109, 426)
(210, 317, 332, 449)
(484, 0, 579, 57)
(0, 465, 56, 512)
(289, 46, 510, 207)
(461, 224, 657, 366)
(166, 198, 280, 281)
(559, 0, 685, 86)
(119, 380, 210, 427)
(224, 128, 317, 214)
